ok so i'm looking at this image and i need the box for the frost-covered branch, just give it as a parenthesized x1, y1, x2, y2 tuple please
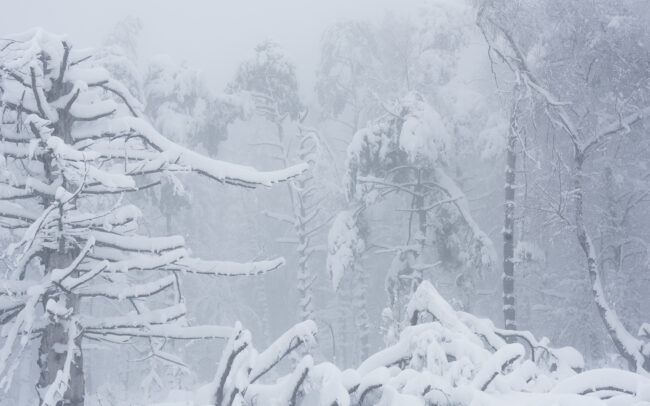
(478, 8, 650, 373)
(0, 29, 305, 403)
(182, 280, 648, 405)
(249, 320, 317, 383)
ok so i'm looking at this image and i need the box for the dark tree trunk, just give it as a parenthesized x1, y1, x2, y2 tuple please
(39, 73, 86, 403)
(37, 251, 85, 405)
(503, 124, 517, 331)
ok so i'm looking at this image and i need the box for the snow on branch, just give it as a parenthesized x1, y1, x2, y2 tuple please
(88, 117, 308, 188)
(81, 303, 187, 330)
(249, 320, 317, 383)
(75, 274, 176, 299)
(177, 257, 285, 277)
(0, 28, 307, 403)
(472, 343, 524, 391)
(551, 368, 650, 399)
(166, 280, 650, 405)
(327, 209, 364, 291)
(84, 325, 234, 340)
(190, 320, 318, 406)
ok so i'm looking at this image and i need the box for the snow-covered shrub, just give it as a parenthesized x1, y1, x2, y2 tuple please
(172, 281, 650, 406)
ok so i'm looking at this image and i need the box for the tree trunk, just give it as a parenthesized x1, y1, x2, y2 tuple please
(414, 169, 427, 290)
(37, 251, 85, 405)
(353, 263, 370, 361)
(292, 126, 316, 322)
(336, 280, 353, 367)
(38, 90, 85, 403)
(503, 121, 517, 331)
(295, 186, 314, 322)
(296, 249, 314, 322)
(255, 276, 272, 346)
(573, 152, 649, 372)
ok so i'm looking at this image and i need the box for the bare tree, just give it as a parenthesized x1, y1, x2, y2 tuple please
(479, 0, 650, 372)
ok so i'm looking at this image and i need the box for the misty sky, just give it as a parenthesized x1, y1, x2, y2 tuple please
(2, 0, 422, 97)
(3, 1, 650, 404)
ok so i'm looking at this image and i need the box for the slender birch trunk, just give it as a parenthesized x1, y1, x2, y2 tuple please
(503, 115, 517, 331)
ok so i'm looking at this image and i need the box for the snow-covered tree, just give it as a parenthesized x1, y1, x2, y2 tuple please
(332, 92, 496, 332)
(320, 7, 503, 352)
(143, 55, 252, 237)
(97, 19, 251, 250)
(228, 40, 303, 125)
(472, 21, 528, 331)
(94, 23, 270, 400)
(0, 29, 307, 405)
(96, 17, 144, 103)
(316, 20, 382, 132)
(258, 121, 331, 323)
(228, 41, 334, 324)
(478, 0, 650, 372)
(327, 208, 369, 359)
(145, 55, 247, 156)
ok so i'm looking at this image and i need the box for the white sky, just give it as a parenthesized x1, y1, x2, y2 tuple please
(2, 0, 423, 96)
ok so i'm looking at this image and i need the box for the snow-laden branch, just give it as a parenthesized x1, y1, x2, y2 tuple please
(170, 280, 650, 405)
(201, 325, 251, 406)
(76, 274, 175, 299)
(85, 325, 234, 340)
(433, 168, 497, 267)
(327, 209, 364, 291)
(472, 343, 524, 391)
(249, 320, 317, 383)
(75, 117, 308, 188)
(583, 107, 650, 154)
(0, 29, 305, 402)
(177, 257, 285, 277)
(81, 303, 186, 330)
(551, 368, 650, 398)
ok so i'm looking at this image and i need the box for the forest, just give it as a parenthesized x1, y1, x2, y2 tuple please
(0, 0, 650, 405)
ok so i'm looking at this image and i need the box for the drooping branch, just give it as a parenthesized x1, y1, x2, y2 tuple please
(84, 325, 234, 340)
(249, 320, 317, 383)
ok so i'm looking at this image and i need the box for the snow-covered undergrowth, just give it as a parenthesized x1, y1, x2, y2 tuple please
(160, 281, 650, 406)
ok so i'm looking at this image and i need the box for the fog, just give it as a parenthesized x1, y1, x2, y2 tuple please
(1, 1, 649, 405)
(0, 0, 422, 90)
